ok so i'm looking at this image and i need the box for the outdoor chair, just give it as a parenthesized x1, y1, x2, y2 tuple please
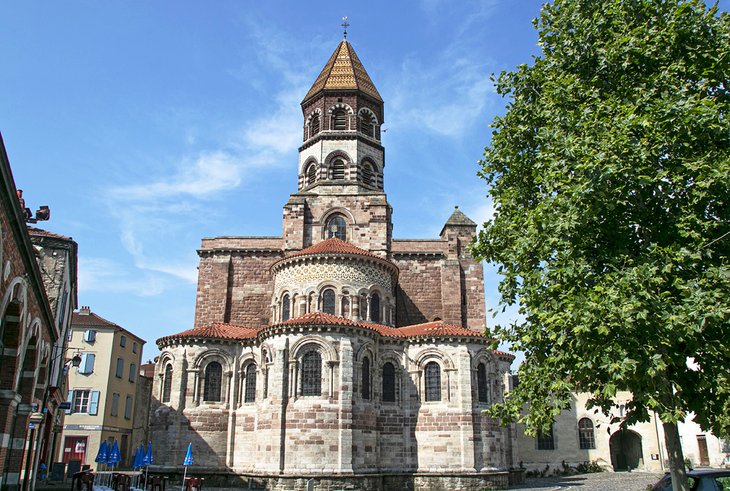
(148, 474, 166, 491)
(112, 472, 132, 491)
(72, 471, 94, 491)
(184, 477, 203, 491)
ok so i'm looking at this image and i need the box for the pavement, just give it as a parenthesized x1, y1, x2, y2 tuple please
(510, 471, 665, 491)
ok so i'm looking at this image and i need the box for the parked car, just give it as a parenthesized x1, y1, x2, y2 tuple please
(651, 469, 730, 491)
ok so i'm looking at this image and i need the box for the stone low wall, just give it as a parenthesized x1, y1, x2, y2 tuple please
(149, 469, 516, 490)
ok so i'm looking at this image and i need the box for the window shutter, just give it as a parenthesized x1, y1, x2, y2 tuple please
(84, 330, 96, 343)
(79, 353, 96, 374)
(65, 390, 74, 414)
(124, 396, 132, 419)
(89, 391, 100, 415)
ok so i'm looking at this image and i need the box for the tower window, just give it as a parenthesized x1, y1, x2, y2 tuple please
(301, 350, 322, 396)
(204, 361, 222, 402)
(322, 288, 336, 315)
(361, 163, 374, 186)
(332, 109, 347, 130)
(282, 294, 290, 322)
(370, 293, 380, 323)
(382, 362, 396, 402)
(310, 114, 320, 136)
(424, 361, 441, 402)
(325, 215, 347, 241)
(244, 364, 257, 403)
(162, 364, 173, 403)
(361, 357, 371, 400)
(477, 362, 489, 403)
(537, 425, 555, 450)
(331, 159, 345, 180)
(306, 163, 317, 186)
(359, 113, 374, 137)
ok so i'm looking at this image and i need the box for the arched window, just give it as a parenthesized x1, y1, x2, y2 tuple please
(306, 163, 317, 186)
(361, 162, 374, 186)
(322, 289, 336, 314)
(370, 293, 380, 323)
(301, 350, 321, 396)
(310, 113, 320, 136)
(476, 362, 489, 403)
(332, 109, 347, 130)
(424, 361, 441, 402)
(331, 159, 345, 180)
(162, 364, 173, 403)
(281, 294, 290, 322)
(382, 362, 396, 402)
(578, 418, 596, 449)
(361, 357, 371, 400)
(244, 364, 257, 403)
(359, 113, 373, 137)
(203, 361, 222, 402)
(325, 215, 347, 240)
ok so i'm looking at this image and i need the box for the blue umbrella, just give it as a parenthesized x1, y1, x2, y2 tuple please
(181, 443, 194, 491)
(131, 447, 139, 470)
(94, 440, 109, 465)
(108, 440, 121, 468)
(143, 442, 154, 487)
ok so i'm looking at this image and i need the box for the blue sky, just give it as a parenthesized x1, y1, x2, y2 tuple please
(1, 0, 548, 362)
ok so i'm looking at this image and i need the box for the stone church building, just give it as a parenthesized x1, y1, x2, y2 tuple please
(150, 40, 518, 490)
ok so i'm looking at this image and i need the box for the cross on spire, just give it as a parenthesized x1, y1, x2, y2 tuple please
(341, 16, 350, 39)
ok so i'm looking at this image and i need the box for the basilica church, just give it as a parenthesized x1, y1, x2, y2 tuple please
(149, 39, 518, 490)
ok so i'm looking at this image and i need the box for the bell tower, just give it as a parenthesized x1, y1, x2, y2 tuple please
(282, 40, 392, 255)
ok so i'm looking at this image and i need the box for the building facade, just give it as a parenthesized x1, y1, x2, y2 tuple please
(516, 391, 730, 474)
(59, 307, 145, 471)
(0, 135, 66, 491)
(150, 41, 517, 490)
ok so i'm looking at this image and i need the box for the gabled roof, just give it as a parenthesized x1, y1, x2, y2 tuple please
(303, 40, 382, 103)
(443, 206, 477, 227)
(27, 226, 72, 240)
(72, 311, 120, 328)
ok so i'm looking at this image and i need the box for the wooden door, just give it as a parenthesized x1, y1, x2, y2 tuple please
(62, 436, 87, 464)
(697, 435, 709, 466)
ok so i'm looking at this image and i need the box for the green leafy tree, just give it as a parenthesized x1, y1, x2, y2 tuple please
(473, 1, 729, 489)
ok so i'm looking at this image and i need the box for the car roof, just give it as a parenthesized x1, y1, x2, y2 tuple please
(687, 469, 730, 477)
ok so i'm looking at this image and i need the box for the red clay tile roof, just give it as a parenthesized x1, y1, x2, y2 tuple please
(27, 226, 72, 240)
(72, 311, 120, 328)
(396, 321, 484, 339)
(160, 323, 260, 343)
(286, 238, 381, 260)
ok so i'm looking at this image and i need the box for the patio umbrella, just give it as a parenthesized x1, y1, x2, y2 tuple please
(143, 441, 154, 488)
(107, 440, 121, 489)
(134, 444, 145, 489)
(94, 440, 109, 488)
(181, 443, 194, 491)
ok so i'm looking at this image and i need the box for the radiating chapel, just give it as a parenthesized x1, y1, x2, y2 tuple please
(150, 39, 517, 490)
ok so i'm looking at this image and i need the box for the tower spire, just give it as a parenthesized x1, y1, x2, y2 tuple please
(341, 16, 349, 40)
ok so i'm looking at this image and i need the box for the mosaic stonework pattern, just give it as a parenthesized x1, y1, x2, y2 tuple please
(273, 259, 392, 295)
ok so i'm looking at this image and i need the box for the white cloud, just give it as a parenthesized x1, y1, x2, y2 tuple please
(78, 256, 165, 297)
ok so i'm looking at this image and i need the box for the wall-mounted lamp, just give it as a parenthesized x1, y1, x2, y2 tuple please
(68, 353, 82, 368)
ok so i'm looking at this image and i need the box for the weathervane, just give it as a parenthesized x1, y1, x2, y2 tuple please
(341, 16, 349, 39)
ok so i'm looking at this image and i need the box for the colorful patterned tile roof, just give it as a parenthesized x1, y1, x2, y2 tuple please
(160, 323, 260, 342)
(285, 238, 382, 261)
(303, 41, 382, 103)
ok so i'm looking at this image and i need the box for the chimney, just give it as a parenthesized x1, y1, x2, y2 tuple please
(79, 306, 91, 315)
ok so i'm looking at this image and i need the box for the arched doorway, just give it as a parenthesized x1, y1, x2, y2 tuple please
(609, 429, 643, 471)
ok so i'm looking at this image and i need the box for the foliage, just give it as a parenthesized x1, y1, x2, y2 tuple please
(474, 0, 730, 442)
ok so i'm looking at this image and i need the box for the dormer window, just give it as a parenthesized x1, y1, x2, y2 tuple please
(332, 109, 347, 130)
(310, 114, 320, 136)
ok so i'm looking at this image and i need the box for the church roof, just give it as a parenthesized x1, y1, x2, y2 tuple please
(287, 237, 381, 260)
(303, 40, 382, 103)
(444, 206, 477, 227)
(160, 323, 260, 343)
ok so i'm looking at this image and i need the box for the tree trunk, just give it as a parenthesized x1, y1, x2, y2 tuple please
(663, 421, 688, 491)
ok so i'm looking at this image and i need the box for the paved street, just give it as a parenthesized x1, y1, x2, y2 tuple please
(510, 471, 665, 491)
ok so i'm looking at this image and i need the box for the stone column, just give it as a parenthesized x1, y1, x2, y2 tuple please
(352, 296, 361, 321)
(457, 349, 476, 471)
(338, 338, 354, 472)
(226, 366, 238, 466)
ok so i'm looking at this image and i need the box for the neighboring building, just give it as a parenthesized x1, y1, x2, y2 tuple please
(516, 391, 730, 473)
(59, 307, 145, 470)
(149, 40, 518, 490)
(26, 227, 78, 475)
(131, 362, 155, 452)
(0, 134, 61, 491)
